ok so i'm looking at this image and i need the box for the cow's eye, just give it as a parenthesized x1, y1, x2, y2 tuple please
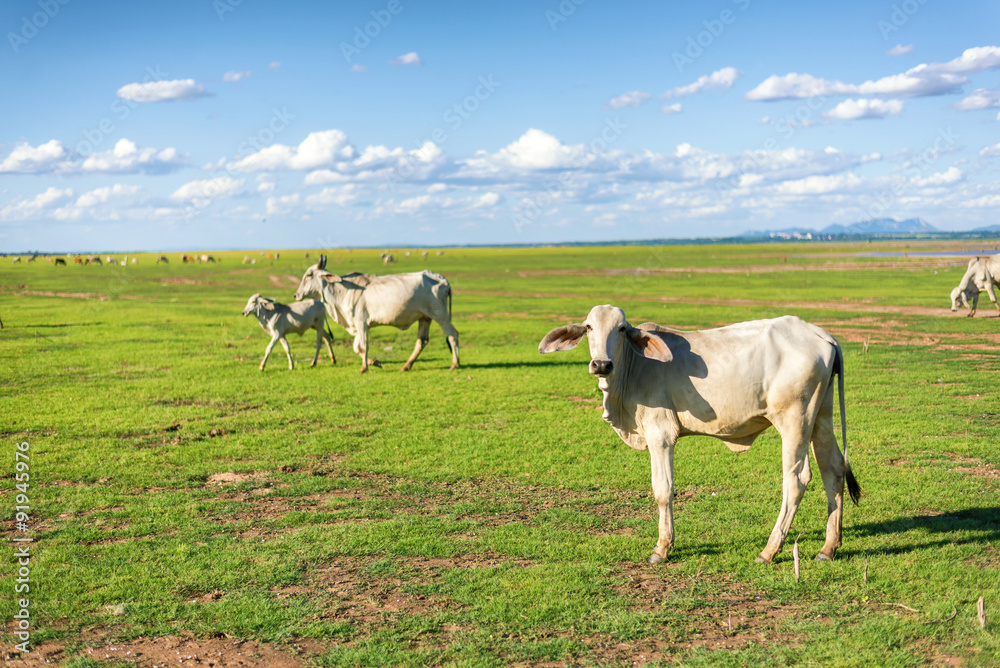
(619, 326, 626, 332)
(585, 324, 592, 331)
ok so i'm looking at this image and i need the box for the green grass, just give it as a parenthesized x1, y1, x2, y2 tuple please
(1, 242, 999, 666)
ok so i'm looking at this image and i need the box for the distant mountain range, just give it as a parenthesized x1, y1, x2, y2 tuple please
(746, 217, 940, 238)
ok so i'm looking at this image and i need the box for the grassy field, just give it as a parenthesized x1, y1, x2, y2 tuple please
(2, 241, 999, 667)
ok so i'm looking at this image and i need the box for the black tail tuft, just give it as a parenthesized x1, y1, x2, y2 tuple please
(846, 466, 862, 506)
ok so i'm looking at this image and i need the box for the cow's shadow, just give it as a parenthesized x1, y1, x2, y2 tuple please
(460, 360, 583, 370)
(839, 506, 1000, 557)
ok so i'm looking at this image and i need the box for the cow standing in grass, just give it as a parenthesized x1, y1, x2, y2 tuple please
(951, 255, 1000, 317)
(242, 294, 336, 371)
(539, 305, 860, 565)
(294, 254, 459, 373)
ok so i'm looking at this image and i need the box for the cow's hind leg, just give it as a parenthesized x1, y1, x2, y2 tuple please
(757, 422, 812, 564)
(811, 385, 849, 561)
(437, 318, 460, 370)
(401, 318, 431, 371)
(310, 327, 323, 367)
(279, 336, 294, 370)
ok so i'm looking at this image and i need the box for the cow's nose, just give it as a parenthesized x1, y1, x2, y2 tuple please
(590, 359, 613, 376)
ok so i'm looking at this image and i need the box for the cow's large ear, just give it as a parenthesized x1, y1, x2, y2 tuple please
(626, 327, 672, 362)
(538, 324, 587, 353)
(321, 273, 342, 284)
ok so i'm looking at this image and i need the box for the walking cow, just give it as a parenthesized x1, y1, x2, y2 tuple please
(539, 305, 861, 565)
(294, 254, 459, 373)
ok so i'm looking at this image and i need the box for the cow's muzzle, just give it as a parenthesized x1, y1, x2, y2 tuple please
(590, 359, 613, 376)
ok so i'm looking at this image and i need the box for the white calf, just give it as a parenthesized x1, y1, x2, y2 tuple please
(242, 294, 336, 371)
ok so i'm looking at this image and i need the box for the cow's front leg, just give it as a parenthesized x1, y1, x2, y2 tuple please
(647, 438, 676, 564)
(260, 335, 279, 371)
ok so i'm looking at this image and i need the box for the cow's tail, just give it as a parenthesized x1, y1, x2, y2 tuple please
(834, 343, 862, 506)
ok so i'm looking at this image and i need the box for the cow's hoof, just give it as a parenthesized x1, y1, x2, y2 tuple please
(754, 555, 772, 565)
(450, 364, 460, 371)
(400, 365, 412, 372)
(647, 553, 665, 565)
(814, 553, 833, 562)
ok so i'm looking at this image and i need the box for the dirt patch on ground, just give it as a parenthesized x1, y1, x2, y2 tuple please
(3, 635, 314, 667)
(268, 274, 301, 287)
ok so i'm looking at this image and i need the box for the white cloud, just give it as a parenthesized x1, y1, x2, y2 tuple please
(912, 166, 962, 186)
(79, 139, 187, 174)
(0, 186, 73, 221)
(824, 98, 904, 120)
(746, 46, 1000, 100)
(0, 140, 67, 173)
(606, 90, 650, 109)
(887, 44, 913, 56)
(116, 78, 210, 103)
(351, 64, 369, 73)
(171, 176, 244, 204)
(269, 61, 282, 71)
(772, 173, 863, 195)
(660, 103, 682, 114)
(305, 184, 358, 207)
(74, 184, 142, 208)
(980, 142, 1000, 157)
(265, 194, 300, 216)
(663, 67, 740, 98)
(223, 70, 252, 82)
(390, 52, 422, 66)
(228, 130, 354, 172)
(955, 88, 1000, 110)
(475, 192, 500, 207)
(0, 138, 185, 175)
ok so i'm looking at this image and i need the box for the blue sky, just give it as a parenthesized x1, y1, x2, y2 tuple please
(2, 0, 999, 252)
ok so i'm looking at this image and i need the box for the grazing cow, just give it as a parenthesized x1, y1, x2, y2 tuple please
(54, 258, 66, 266)
(87, 256, 102, 265)
(951, 256, 1000, 317)
(241, 294, 336, 371)
(27, 254, 38, 263)
(156, 255, 169, 264)
(294, 254, 459, 373)
(381, 252, 395, 265)
(12, 257, 20, 263)
(539, 305, 861, 565)
(200, 254, 216, 263)
(436, 250, 444, 256)
(421, 251, 429, 259)
(74, 256, 84, 265)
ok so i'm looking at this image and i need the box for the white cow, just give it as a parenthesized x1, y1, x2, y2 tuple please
(539, 305, 861, 565)
(242, 294, 336, 371)
(294, 254, 459, 373)
(950, 256, 1000, 317)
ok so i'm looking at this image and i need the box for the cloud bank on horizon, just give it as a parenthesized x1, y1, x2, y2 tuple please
(2, 0, 999, 251)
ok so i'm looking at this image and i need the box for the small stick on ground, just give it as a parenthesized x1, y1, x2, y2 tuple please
(922, 608, 958, 625)
(864, 556, 869, 585)
(978, 596, 986, 630)
(793, 532, 803, 581)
